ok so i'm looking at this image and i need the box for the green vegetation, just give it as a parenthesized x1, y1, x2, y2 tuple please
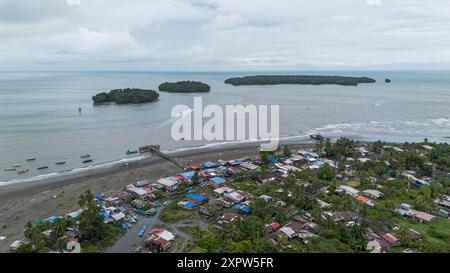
(185, 138, 450, 253)
(92, 88, 159, 104)
(77, 190, 122, 246)
(14, 190, 122, 253)
(158, 81, 211, 93)
(225, 75, 376, 86)
(159, 200, 199, 223)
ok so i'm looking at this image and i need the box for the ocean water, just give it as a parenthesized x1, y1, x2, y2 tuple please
(0, 70, 449, 184)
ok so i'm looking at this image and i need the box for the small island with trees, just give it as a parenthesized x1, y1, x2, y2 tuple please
(92, 88, 159, 104)
(225, 75, 376, 86)
(158, 81, 211, 93)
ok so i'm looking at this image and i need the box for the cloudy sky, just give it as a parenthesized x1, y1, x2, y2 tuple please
(1, 0, 450, 71)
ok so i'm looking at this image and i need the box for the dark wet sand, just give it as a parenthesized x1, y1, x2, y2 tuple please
(0, 141, 313, 252)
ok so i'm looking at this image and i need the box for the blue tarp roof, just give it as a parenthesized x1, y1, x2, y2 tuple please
(234, 204, 251, 214)
(210, 177, 226, 184)
(99, 211, 109, 220)
(67, 211, 81, 219)
(313, 160, 325, 166)
(179, 171, 196, 179)
(44, 216, 59, 223)
(267, 156, 278, 163)
(184, 201, 197, 207)
(95, 194, 104, 201)
(186, 193, 206, 202)
(202, 161, 221, 168)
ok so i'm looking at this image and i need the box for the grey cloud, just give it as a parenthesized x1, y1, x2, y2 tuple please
(0, 0, 72, 23)
(1, 0, 450, 71)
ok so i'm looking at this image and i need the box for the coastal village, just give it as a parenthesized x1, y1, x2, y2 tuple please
(6, 138, 450, 253)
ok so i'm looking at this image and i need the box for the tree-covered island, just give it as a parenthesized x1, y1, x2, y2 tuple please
(225, 75, 376, 86)
(92, 88, 160, 104)
(158, 81, 211, 93)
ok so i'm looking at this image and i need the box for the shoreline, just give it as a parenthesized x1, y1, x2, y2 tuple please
(0, 138, 320, 199)
(0, 140, 314, 251)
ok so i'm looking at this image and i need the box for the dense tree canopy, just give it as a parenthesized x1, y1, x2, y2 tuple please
(158, 81, 211, 93)
(225, 75, 376, 86)
(92, 88, 159, 104)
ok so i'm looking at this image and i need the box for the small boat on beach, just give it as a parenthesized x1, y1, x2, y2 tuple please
(26, 157, 36, 161)
(4, 168, 16, 172)
(138, 226, 147, 237)
(55, 161, 66, 165)
(310, 134, 324, 141)
(82, 159, 93, 164)
(126, 149, 138, 155)
(17, 169, 29, 175)
(37, 166, 49, 170)
(80, 154, 91, 159)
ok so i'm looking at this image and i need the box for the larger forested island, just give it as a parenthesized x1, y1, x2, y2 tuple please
(225, 75, 376, 86)
(158, 81, 211, 93)
(92, 88, 159, 104)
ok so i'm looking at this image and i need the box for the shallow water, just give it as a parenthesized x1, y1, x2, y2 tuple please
(0, 70, 449, 183)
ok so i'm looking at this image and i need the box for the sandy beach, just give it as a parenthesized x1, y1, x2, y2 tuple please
(0, 141, 314, 252)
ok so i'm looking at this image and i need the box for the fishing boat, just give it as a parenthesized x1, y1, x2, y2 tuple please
(55, 161, 66, 165)
(145, 208, 158, 216)
(309, 134, 324, 141)
(4, 168, 16, 172)
(17, 169, 29, 175)
(138, 226, 147, 237)
(126, 149, 138, 155)
(82, 159, 93, 164)
(37, 166, 49, 170)
(80, 154, 91, 159)
(26, 157, 36, 161)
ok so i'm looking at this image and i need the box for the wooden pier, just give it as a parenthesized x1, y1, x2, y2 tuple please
(139, 145, 186, 170)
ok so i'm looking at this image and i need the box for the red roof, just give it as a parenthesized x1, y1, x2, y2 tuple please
(148, 228, 165, 235)
(415, 212, 435, 222)
(381, 233, 399, 244)
(269, 222, 281, 230)
(356, 196, 369, 203)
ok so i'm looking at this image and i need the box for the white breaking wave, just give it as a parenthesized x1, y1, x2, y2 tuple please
(154, 108, 193, 130)
(307, 117, 450, 136)
(0, 156, 147, 187)
(1, 117, 448, 187)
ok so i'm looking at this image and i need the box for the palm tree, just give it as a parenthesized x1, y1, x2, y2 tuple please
(34, 234, 46, 249)
(24, 221, 37, 242)
(53, 219, 66, 240)
(78, 190, 94, 209)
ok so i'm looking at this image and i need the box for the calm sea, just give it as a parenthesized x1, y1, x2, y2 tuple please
(0, 71, 449, 184)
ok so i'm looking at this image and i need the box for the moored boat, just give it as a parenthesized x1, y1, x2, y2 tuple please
(26, 157, 36, 161)
(310, 134, 324, 141)
(138, 226, 147, 237)
(80, 154, 91, 159)
(4, 168, 16, 172)
(126, 149, 138, 155)
(82, 159, 93, 164)
(55, 161, 66, 165)
(17, 169, 29, 175)
(37, 166, 49, 170)
(13, 164, 21, 168)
